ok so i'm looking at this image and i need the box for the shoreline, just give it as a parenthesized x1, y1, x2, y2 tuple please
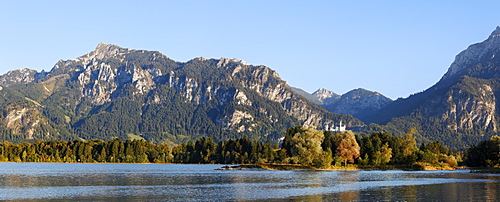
(469, 167, 500, 174)
(0, 161, 470, 172)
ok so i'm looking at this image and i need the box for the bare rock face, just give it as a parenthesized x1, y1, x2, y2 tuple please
(216, 110, 254, 131)
(440, 80, 497, 132)
(51, 43, 158, 104)
(1, 101, 59, 140)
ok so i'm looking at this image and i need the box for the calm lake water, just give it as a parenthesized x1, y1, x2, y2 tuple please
(0, 163, 499, 201)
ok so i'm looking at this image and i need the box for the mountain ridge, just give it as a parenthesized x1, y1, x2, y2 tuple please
(0, 43, 363, 144)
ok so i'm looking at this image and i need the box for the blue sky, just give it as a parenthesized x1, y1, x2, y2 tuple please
(1, 1, 499, 99)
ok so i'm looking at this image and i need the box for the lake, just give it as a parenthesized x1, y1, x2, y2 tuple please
(0, 163, 498, 201)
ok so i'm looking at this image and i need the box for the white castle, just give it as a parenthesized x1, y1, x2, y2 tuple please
(325, 121, 346, 132)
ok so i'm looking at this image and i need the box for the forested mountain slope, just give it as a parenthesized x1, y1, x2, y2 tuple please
(0, 43, 363, 144)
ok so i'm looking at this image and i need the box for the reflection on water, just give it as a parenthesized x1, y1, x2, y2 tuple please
(0, 163, 498, 201)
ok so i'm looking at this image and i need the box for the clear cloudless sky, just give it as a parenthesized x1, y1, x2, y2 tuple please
(1, 1, 499, 99)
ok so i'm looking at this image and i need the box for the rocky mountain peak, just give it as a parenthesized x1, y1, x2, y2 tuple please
(441, 26, 500, 83)
(343, 88, 387, 99)
(0, 68, 47, 87)
(95, 42, 122, 51)
(91, 42, 128, 60)
(311, 88, 340, 105)
(488, 26, 500, 39)
(53, 43, 135, 70)
(227, 58, 249, 66)
(217, 57, 250, 68)
(312, 88, 339, 100)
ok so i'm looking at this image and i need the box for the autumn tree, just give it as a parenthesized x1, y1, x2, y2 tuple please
(334, 131, 360, 166)
(373, 142, 392, 165)
(401, 128, 418, 164)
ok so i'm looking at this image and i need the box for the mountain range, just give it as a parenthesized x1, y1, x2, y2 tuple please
(2, 27, 500, 150)
(0, 43, 362, 145)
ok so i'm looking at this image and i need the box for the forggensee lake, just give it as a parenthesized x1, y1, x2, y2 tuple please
(0, 163, 499, 201)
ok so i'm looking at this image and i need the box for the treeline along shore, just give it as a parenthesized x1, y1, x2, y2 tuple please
(0, 126, 498, 170)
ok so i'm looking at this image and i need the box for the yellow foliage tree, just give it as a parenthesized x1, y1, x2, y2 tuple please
(290, 127, 332, 167)
(374, 142, 392, 165)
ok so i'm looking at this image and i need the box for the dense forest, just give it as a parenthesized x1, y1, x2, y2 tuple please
(3, 127, 489, 170)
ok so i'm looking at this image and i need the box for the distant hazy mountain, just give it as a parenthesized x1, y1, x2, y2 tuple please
(0, 43, 363, 144)
(294, 87, 392, 120)
(322, 88, 392, 119)
(291, 87, 340, 105)
(365, 26, 500, 150)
